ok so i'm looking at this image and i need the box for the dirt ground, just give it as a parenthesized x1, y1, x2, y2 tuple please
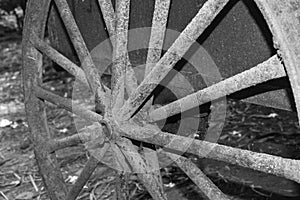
(1, 23, 300, 200)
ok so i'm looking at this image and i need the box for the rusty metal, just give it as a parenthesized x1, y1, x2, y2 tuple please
(98, 0, 138, 97)
(144, 0, 170, 109)
(32, 83, 300, 188)
(119, 123, 300, 183)
(22, 0, 68, 199)
(53, 0, 107, 114)
(66, 157, 100, 200)
(111, 3, 167, 199)
(111, 0, 129, 118)
(114, 0, 139, 98)
(31, 30, 112, 93)
(49, 132, 92, 152)
(49, 134, 84, 152)
(119, 0, 230, 120)
(164, 151, 230, 200)
(254, 0, 300, 124)
(34, 86, 103, 122)
(146, 0, 170, 74)
(116, 138, 168, 200)
(149, 55, 286, 122)
(98, 0, 116, 37)
(23, 0, 300, 199)
(125, 62, 139, 96)
(111, 0, 138, 115)
(49, 123, 104, 152)
(30, 33, 89, 87)
(139, 2, 172, 197)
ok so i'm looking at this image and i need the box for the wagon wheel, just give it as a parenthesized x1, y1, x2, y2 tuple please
(22, 0, 300, 199)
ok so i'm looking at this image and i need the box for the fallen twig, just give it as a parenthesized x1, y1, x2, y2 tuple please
(0, 191, 9, 200)
(29, 174, 39, 192)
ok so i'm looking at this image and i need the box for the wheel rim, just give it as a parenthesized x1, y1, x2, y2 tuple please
(22, 0, 300, 200)
(22, 0, 69, 200)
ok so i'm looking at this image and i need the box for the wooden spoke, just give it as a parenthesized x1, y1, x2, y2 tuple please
(53, 0, 106, 113)
(23, 0, 300, 199)
(116, 138, 167, 200)
(163, 151, 230, 200)
(119, 0, 230, 120)
(145, 0, 170, 108)
(119, 123, 300, 183)
(49, 124, 103, 152)
(34, 86, 103, 122)
(30, 33, 89, 86)
(66, 157, 100, 200)
(31, 34, 111, 93)
(125, 62, 139, 96)
(146, 0, 170, 75)
(49, 134, 87, 153)
(98, 0, 116, 37)
(98, 0, 138, 98)
(23, 1, 69, 198)
(111, 0, 131, 112)
(149, 55, 286, 121)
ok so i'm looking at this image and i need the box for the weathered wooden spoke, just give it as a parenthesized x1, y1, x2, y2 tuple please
(149, 55, 286, 121)
(106, 2, 167, 198)
(111, 0, 130, 112)
(98, 0, 139, 97)
(144, 0, 170, 109)
(125, 62, 139, 96)
(34, 86, 103, 122)
(49, 133, 87, 152)
(30, 33, 89, 87)
(163, 151, 230, 200)
(146, 0, 170, 75)
(53, 0, 93, 62)
(125, 3, 172, 197)
(130, 2, 172, 196)
(116, 138, 167, 200)
(53, 0, 106, 113)
(119, 0, 230, 120)
(49, 123, 103, 152)
(98, 0, 116, 37)
(98, 0, 138, 98)
(254, 0, 300, 123)
(23, 0, 300, 199)
(120, 123, 300, 183)
(22, 1, 69, 199)
(66, 157, 101, 200)
(31, 24, 114, 95)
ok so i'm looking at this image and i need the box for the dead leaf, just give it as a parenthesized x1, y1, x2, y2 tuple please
(0, 119, 12, 128)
